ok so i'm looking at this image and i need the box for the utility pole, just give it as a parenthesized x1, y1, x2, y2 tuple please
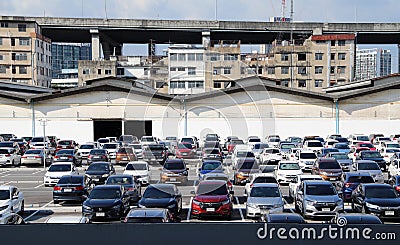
(39, 119, 47, 171)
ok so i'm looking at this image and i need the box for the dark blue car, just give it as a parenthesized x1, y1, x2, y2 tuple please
(357, 150, 386, 171)
(198, 160, 224, 180)
(337, 172, 374, 201)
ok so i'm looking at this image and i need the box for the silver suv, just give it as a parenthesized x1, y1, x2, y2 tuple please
(295, 180, 343, 218)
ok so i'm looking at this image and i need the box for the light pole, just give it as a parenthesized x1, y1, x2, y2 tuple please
(39, 119, 47, 170)
(181, 96, 188, 136)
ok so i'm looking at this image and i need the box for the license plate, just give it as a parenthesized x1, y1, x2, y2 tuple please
(96, 212, 105, 217)
(330, 178, 336, 181)
(92, 178, 99, 181)
(63, 188, 72, 192)
(61, 157, 68, 160)
(94, 156, 100, 159)
(169, 178, 176, 182)
(182, 153, 188, 156)
(206, 208, 215, 212)
(29, 156, 35, 159)
(322, 208, 330, 212)
(385, 211, 395, 216)
(122, 157, 128, 160)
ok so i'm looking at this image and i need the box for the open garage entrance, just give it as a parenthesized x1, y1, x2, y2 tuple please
(93, 120, 122, 141)
(124, 120, 152, 138)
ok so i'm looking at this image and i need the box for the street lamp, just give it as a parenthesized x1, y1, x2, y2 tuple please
(180, 96, 188, 136)
(39, 119, 48, 171)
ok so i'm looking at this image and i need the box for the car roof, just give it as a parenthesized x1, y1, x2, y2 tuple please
(335, 213, 382, 224)
(108, 174, 133, 179)
(0, 185, 12, 190)
(318, 157, 338, 162)
(89, 161, 109, 165)
(93, 185, 121, 190)
(252, 183, 279, 188)
(265, 213, 306, 223)
(127, 208, 167, 218)
(50, 162, 73, 165)
(198, 180, 226, 185)
(356, 160, 379, 164)
(303, 180, 332, 185)
(45, 216, 88, 223)
(127, 161, 148, 165)
(360, 183, 391, 188)
(344, 172, 372, 177)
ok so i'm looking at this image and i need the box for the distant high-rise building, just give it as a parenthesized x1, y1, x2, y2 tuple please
(379, 49, 391, 77)
(355, 48, 392, 81)
(52, 43, 91, 79)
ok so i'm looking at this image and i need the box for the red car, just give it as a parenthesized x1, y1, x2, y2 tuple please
(175, 143, 196, 159)
(56, 140, 77, 152)
(227, 139, 244, 154)
(191, 180, 234, 220)
(355, 142, 376, 151)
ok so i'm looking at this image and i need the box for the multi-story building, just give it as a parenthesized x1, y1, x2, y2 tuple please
(0, 20, 52, 87)
(52, 43, 91, 79)
(355, 48, 392, 81)
(379, 49, 391, 77)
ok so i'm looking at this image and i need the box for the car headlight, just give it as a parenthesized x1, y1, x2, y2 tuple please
(320, 171, 328, 175)
(167, 203, 177, 209)
(112, 205, 121, 210)
(273, 203, 283, 208)
(138, 203, 146, 208)
(182, 171, 188, 175)
(82, 205, 92, 210)
(0, 205, 9, 211)
(278, 173, 285, 177)
(335, 199, 343, 206)
(102, 174, 109, 178)
(192, 199, 201, 205)
(221, 199, 231, 205)
(366, 202, 381, 210)
(305, 200, 316, 206)
(246, 203, 258, 209)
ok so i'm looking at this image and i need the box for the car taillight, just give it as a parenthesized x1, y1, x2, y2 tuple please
(5, 154, 10, 157)
(396, 186, 400, 192)
(54, 156, 59, 159)
(75, 186, 84, 191)
(126, 187, 134, 191)
(53, 186, 61, 191)
(385, 155, 389, 158)
(354, 153, 357, 156)
(68, 156, 73, 158)
(344, 183, 352, 188)
(35, 156, 41, 158)
(250, 184, 254, 188)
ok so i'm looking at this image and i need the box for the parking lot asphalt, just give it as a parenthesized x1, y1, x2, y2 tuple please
(0, 157, 392, 224)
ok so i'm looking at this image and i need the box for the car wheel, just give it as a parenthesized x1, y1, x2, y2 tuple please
(54, 200, 59, 204)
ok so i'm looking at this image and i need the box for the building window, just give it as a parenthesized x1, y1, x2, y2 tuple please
(170, 81, 185, 89)
(223, 67, 231, 75)
(18, 24, 26, 32)
(97, 69, 101, 75)
(315, 53, 323, 60)
(338, 66, 346, 74)
(82, 68, 90, 75)
(19, 38, 30, 46)
(209, 53, 220, 61)
(170, 54, 177, 61)
(170, 67, 177, 71)
(13, 53, 27, 61)
(267, 67, 275, 74)
(213, 68, 220, 75)
(19, 66, 27, 74)
(330, 66, 335, 74)
(196, 54, 203, 61)
(117, 68, 124, 76)
(281, 67, 289, 74)
(213, 81, 222, 88)
(315, 66, 323, 74)
(188, 67, 196, 75)
(12, 66, 16, 74)
(281, 80, 289, 87)
(298, 80, 307, 87)
(298, 67, 307, 75)
(0, 22, 8, 28)
(0, 37, 2, 45)
(105, 69, 112, 75)
(224, 54, 238, 61)
(298, 53, 307, 61)
(177, 67, 185, 72)
(155, 81, 165, 88)
(316, 40, 325, 44)
(338, 40, 346, 46)
(0, 65, 6, 73)
(11, 38, 15, 47)
(331, 53, 335, 60)
(281, 53, 289, 61)
(331, 40, 336, 46)
(338, 53, 346, 60)
(188, 54, 196, 61)
(178, 54, 186, 61)
(188, 81, 204, 88)
(315, 80, 323, 87)
(0, 54, 3, 60)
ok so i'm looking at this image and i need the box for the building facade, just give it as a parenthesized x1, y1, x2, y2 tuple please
(0, 20, 52, 87)
(379, 49, 391, 77)
(355, 48, 392, 81)
(51, 43, 91, 79)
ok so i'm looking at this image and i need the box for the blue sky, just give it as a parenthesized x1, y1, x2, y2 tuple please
(1, 0, 399, 71)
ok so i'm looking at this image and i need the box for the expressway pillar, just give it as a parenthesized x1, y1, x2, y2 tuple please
(90, 29, 101, 60)
(202, 31, 210, 48)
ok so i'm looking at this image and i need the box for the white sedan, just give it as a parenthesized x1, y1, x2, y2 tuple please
(43, 162, 78, 187)
(0, 186, 24, 221)
(274, 161, 302, 184)
(123, 161, 151, 186)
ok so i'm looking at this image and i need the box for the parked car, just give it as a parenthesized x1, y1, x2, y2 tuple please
(141, 136, 158, 145)
(244, 173, 277, 196)
(227, 139, 245, 154)
(286, 137, 302, 148)
(333, 143, 351, 154)
(326, 152, 352, 171)
(53, 149, 79, 166)
(122, 208, 178, 223)
(142, 144, 167, 164)
(191, 180, 234, 220)
(387, 175, 400, 194)
(369, 134, 385, 144)
(356, 150, 386, 171)
(279, 143, 296, 159)
(351, 183, 400, 218)
(274, 161, 302, 184)
(0, 186, 24, 217)
(56, 140, 78, 152)
(105, 175, 141, 204)
(44, 216, 90, 224)
(138, 184, 182, 216)
(102, 143, 119, 160)
(380, 147, 400, 164)
(295, 180, 344, 218)
(232, 148, 256, 167)
(21, 149, 50, 166)
(118, 135, 137, 146)
(201, 172, 233, 190)
(0, 142, 22, 167)
(115, 147, 137, 165)
(82, 185, 130, 220)
(180, 137, 197, 149)
(266, 137, 281, 148)
(87, 149, 109, 164)
(288, 175, 323, 201)
(336, 172, 374, 201)
(318, 148, 339, 158)
(329, 213, 382, 225)
(123, 161, 151, 186)
(233, 158, 260, 185)
(44, 162, 78, 187)
(295, 150, 318, 171)
(129, 144, 143, 159)
(198, 160, 224, 181)
(0, 213, 26, 225)
(355, 142, 376, 151)
(76, 143, 96, 162)
(303, 140, 324, 153)
(175, 143, 196, 159)
(160, 159, 189, 184)
(202, 148, 223, 162)
(352, 160, 385, 183)
(246, 183, 284, 218)
(311, 158, 343, 181)
(53, 175, 92, 204)
(259, 213, 306, 223)
(97, 138, 110, 147)
(84, 162, 115, 185)
(259, 148, 282, 165)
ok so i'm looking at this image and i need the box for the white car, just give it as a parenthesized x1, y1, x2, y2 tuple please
(44, 216, 90, 223)
(246, 183, 284, 218)
(303, 140, 324, 153)
(381, 148, 400, 164)
(259, 148, 282, 165)
(296, 150, 318, 171)
(274, 161, 303, 184)
(141, 136, 158, 145)
(77, 143, 96, 160)
(0, 186, 24, 219)
(102, 143, 119, 159)
(0, 148, 21, 166)
(244, 173, 277, 196)
(43, 162, 78, 186)
(129, 144, 143, 159)
(123, 161, 151, 185)
(288, 174, 323, 200)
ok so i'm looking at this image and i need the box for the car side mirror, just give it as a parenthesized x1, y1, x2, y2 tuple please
(82, 195, 88, 200)
(229, 190, 235, 195)
(297, 191, 303, 195)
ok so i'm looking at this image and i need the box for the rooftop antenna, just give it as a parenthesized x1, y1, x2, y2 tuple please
(215, 0, 218, 20)
(104, 0, 108, 19)
(81, 0, 84, 17)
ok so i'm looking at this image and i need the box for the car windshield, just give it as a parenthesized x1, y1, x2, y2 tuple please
(387, 149, 400, 153)
(57, 150, 73, 155)
(281, 144, 295, 150)
(0, 190, 10, 200)
(290, 138, 302, 143)
(335, 144, 349, 149)
(148, 145, 164, 150)
(347, 176, 374, 183)
(165, 137, 177, 141)
(141, 137, 155, 142)
(0, 149, 10, 154)
(387, 144, 400, 148)
(201, 162, 222, 170)
(379, 138, 391, 141)
(106, 177, 133, 185)
(307, 141, 323, 147)
(164, 161, 185, 170)
(358, 162, 380, 170)
(181, 138, 194, 144)
(31, 137, 45, 142)
(336, 138, 349, 143)
(319, 161, 341, 169)
(206, 136, 219, 141)
(279, 163, 300, 170)
(359, 143, 373, 148)
(119, 136, 134, 142)
(205, 149, 220, 154)
(126, 163, 147, 171)
(269, 138, 280, 142)
(90, 188, 121, 199)
(25, 150, 42, 154)
(178, 144, 192, 149)
(126, 218, 164, 223)
(130, 145, 142, 150)
(87, 164, 108, 171)
(253, 177, 277, 184)
(365, 187, 398, 198)
(58, 176, 83, 184)
(250, 187, 280, 197)
(237, 151, 255, 158)
(98, 139, 109, 143)
(48, 164, 71, 172)
(300, 153, 317, 159)
(362, 152, 382, 158)
(58, 141, 72, 146)
(103, 144, 118, 149)
(253, 144, 270, 150)
(80, 145, 94, 149)
(90, 150, 106, 155)
(0, 142, 13, 147)
(306, 184, 336, 195)
(331, 154, 349, 160)
(143, 187, 174, 198)
(197, 184, 228, 196)
(324, 149, 339, 154)
(356, 136, 369, 141)
(231, 140, 244, 144)
(264, 149, 280, 154)
(238, 161, 257, 170)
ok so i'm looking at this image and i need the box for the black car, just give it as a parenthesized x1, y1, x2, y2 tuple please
(85, 162, 115, 185)
(142, 144, 167, 164)
(259, 213, 306, 223)
(54, 149, 79, 166)
(357, 150, 386, 171)
(351, 183, 400, 218)
(105, 175, 141, 204)
(388, 175, 400, 194)
(53, 175, 92, 204)
(122, 208, 178, 223)
(337, 172, 374, 202)
(82, 185, 130, 220)
(329, 213, 382, 224)
(87, 149, 109, 164)
(138, 184, 182, 216)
